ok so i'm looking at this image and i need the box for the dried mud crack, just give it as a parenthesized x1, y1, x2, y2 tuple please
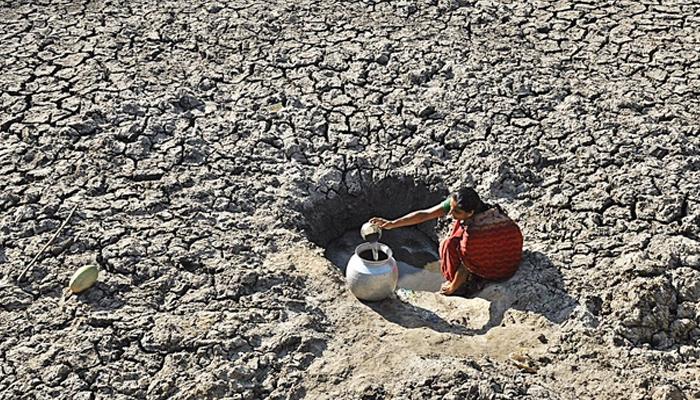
(1, 1, 699, 399)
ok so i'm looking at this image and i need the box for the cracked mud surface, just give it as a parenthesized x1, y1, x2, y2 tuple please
(1, 0, 699, 399)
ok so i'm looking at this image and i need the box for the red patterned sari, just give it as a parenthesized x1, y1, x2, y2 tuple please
(440, 207, 523, 282)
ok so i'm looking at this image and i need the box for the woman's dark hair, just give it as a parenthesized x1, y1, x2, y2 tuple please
(454, 187, 491, 214)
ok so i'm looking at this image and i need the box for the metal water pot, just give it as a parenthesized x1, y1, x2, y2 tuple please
(345, 242, 398, 301)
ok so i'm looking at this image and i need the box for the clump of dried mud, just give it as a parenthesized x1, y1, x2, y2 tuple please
(1, 1, 699, 399)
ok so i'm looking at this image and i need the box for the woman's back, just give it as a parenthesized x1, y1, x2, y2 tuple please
(460, 207, 523, 280)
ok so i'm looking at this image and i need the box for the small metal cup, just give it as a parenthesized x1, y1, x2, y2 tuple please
(360, 222, 382, 242)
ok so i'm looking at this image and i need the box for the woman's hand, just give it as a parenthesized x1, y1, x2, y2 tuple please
(369, 217, 393, 229)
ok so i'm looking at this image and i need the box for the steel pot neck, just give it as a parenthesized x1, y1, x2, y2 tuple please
(354, 242, 393, 265)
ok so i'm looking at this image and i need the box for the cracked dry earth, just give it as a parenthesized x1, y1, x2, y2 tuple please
(1, 0, 700, 399)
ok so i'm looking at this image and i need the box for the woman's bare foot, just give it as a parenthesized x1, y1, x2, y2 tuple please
(439, 280, 462, 296)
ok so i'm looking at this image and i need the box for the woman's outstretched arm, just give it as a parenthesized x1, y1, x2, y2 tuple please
(369, 202, 446, 230)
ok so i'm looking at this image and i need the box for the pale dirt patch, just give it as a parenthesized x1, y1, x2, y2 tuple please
(272, 247, 558, 398)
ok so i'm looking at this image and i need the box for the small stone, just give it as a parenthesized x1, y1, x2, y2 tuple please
(376, 53, 390, 65)
(418, 105, 436, 119)
(268, 102, 284, 113)
(42, 364, 70, 386)
(121, 103, 145, 116)
(549, 193, 570, 207)
(647, 69, 668, 82)
(178, 94, 204, 111)
(199, 78, 215, 91)
(73, 392, 93, 400)
(69, 120, 98, 136)
(651, 331, 672, 350)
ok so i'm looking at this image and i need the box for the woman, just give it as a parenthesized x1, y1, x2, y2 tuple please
(369, 187, 523, 296)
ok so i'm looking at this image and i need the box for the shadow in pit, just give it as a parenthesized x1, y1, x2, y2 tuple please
(301, 175, 447, 250)
(368, 250, 578, 335)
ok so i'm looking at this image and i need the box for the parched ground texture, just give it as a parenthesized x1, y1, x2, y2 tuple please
(1, 0, 700, 399)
